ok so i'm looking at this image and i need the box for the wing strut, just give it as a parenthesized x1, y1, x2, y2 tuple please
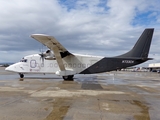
(52, 46, 65, 71)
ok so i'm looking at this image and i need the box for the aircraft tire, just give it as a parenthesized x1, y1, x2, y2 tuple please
(19, 74, 24, 78)
(63, 75, 74, 81)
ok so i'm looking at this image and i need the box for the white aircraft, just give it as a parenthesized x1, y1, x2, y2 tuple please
(5, 28, 154, 80)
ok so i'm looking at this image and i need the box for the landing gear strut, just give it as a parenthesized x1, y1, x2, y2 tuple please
(62, 75, 74, 81)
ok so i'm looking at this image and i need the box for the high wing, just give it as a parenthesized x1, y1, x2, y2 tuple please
(31, 34, 72, 71)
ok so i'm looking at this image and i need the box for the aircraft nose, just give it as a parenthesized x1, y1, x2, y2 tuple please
(5, 65, 16, 72)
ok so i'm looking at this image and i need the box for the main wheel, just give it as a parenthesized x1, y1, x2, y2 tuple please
(62, 75, 74, 81)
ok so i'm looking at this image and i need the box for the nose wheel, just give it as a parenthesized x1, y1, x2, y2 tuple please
(19, 73, 24, 78)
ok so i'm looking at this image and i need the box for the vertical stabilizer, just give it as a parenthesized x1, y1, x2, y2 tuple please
(117, 28, 154, 58)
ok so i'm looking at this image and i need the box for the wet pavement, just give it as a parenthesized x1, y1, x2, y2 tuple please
(0, 67, 160, 120)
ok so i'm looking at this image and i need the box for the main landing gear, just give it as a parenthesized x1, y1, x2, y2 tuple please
(62, 75, 74, 81)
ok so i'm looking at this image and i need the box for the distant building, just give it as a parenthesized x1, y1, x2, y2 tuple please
(148, 63, 160, 71)
(149, 63, 160, 68)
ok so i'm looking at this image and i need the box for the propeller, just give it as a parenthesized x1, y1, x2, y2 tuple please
(39, 49, 52, 63)
(39, 45, 47, 63)
(39, 44, 53, 63)
(39, 52, 46, 63)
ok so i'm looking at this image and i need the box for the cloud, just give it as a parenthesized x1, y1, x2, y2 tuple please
(0, 0, 160, 66)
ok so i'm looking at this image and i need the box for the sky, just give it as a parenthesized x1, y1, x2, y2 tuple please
(0, 0, 160, 67)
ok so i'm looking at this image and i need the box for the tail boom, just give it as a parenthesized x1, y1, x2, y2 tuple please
(80, 28, 154, 74)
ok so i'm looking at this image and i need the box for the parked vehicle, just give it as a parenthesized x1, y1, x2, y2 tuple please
(152, 69, 157, 72)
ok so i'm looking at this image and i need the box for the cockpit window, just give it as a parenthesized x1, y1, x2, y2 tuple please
(20, 59, 27, 62)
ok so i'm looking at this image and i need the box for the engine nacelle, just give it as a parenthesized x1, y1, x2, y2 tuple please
(45, 50, 55, 60)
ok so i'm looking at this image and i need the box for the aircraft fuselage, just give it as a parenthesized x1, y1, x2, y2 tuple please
(6, 54, 103, 75)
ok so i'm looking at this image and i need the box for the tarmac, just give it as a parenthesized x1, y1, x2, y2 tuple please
(0, 67, 160, 120)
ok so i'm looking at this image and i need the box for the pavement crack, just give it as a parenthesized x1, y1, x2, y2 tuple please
(97, 98, 102, 120)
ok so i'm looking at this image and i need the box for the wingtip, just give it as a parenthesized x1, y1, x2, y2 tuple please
(30, 34, 50, 38)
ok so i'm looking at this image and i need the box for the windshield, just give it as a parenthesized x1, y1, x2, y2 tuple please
(20, 58, 27, 62)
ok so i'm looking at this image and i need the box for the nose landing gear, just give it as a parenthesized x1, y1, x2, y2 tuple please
(19, 73, 24, 81)
(19, 73, 24, 78)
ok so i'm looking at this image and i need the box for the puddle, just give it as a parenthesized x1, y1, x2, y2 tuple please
(103, 99, 150, 120)
(44, 98, 72, 120)
(0, 74, 19, 80)
(81, 83, 103, 90)
(130, 100, 150, 120)
(98, 78, 127, 85)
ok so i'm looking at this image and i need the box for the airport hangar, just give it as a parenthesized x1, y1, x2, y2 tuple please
(148, 63, 160, 71)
